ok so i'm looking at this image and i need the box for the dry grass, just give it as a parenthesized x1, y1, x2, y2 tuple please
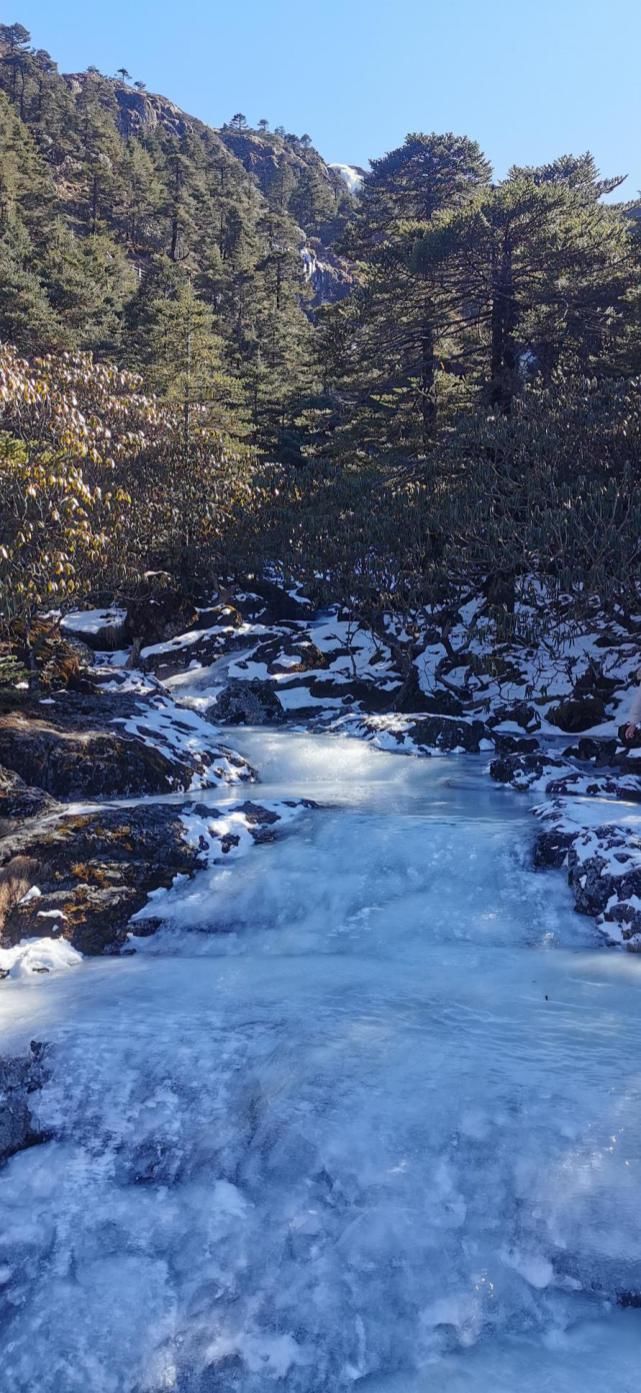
(0, 856, 40, 934)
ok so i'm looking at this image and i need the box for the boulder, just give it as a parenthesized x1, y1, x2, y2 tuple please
(0, 805, 203, 955)
(489, 751, 571, 790)
(548, 695, 606, 733)
(406, 715, 489, 753)
(493, 733, 540, 755)
(534, 827, 575, 869)
(214, 679, 285, 726)
(489, 701, 540, 732)
(0, 765, 58, 833)
(563, 736, 619, 764)
(60, 608, 128, 652)
(246, 578, 312, 623)
(0, 1042, 48, 1165)
(0, 797, 316, 956)
(567, 828, 641, 919)
(125, 584, 198, 647)
(0, 710, 191, 800)
(248, 636, 330, 676)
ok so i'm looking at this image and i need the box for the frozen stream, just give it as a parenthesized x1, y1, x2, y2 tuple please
(1, 732, 641, 1391)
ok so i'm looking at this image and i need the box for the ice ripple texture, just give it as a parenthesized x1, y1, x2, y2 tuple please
(1, 733, 641, 1391)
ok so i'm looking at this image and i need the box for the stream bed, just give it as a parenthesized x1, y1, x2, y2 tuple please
(1, 731, 641, 1390)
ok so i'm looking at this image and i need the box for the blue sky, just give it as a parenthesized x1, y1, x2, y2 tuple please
(15, 0, 641, 196)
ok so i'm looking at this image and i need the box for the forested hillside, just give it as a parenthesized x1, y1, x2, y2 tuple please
(2, 18, 641, 659)
(0, 22, 355, 457)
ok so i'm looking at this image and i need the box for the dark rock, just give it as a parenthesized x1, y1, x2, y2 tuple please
(534, 827, 575, 869)
(404, 688, 465, 717)
(548, 695, 606, 733)
(489, 752, 570, 789)
(0, 797, 310, 956)
(573, 665, 618, 700)
(0, 806, 202, 955)
(250, 636, 330, 675)
(406, 715, 489, 753)
(0, 710, 191, 800)
(547, 772, 641, 802)
(602, 899, 641, 947)
(0, 1042, 49, 1165)
(246, 578, 312, 623)
(563, 737, 619, 764)
(567, 827, 641, 920)
(618, 1291, 641, 1309)
(391, 668, 464, 716)
(489, 701, 541, 733)
(0, 765, 58, 833)
(493, 733, 540, 755)
(125, 584, 199, 647)
(214, 679, 285, 726)
(0, 688, 235, 800)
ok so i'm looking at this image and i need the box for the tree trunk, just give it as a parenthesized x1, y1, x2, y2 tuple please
(170, 209, 179, 262)
(420, 317, 437, 445)
(489, 242, 517, 413)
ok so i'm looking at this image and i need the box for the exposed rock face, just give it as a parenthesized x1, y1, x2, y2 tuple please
(488, 701, 541, 733)
(214, 679, 286, 726)
(65, 75, 195, 141)
(0, 685, 253, 800)
(0, 1042, 48, 1165)
(248, 578, 313, 623)
(237, 634, 330, 676)
(0, 766, 58, 834)
(0, 708, 190, 800)
(301, 240, 354, 305)
(330, 163, 366, 194)
(0, 805, 202, 955)
(533, 825, 576, 869)
(218, 129, 347, 216)
(563, 736, 619, 765)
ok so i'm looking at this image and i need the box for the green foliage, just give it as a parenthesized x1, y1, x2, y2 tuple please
(2, 21, 641, 643)
(0, 27, 340, 458)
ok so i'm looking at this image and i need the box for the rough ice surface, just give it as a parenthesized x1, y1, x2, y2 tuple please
(1, 733, 641, 1391)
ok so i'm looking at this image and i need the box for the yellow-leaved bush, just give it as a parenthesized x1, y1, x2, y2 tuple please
(0, 343, 257, 628)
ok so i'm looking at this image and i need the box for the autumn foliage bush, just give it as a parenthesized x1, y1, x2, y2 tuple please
(0, 342, 257, 629)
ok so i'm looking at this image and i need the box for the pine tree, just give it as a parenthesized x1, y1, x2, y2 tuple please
(0, 229, 62, 350)
(325, 133, 492, 454)
(76, 75, 125, 233)
(412, 172, 639, 410)
(128, 276, 249, 441)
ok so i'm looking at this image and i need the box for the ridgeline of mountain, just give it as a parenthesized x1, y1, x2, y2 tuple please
(0, 22, 356, 453)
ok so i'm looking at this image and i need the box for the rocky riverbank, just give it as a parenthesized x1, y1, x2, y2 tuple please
(2, 577, 641, 995)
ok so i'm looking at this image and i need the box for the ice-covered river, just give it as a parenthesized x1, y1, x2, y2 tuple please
(2, 731, 641, 1391)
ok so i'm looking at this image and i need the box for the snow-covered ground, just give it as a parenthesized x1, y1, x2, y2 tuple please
(2, 735, 641, 1391)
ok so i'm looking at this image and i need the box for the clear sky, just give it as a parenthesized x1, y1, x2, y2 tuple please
(13, 0, 641, 196)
